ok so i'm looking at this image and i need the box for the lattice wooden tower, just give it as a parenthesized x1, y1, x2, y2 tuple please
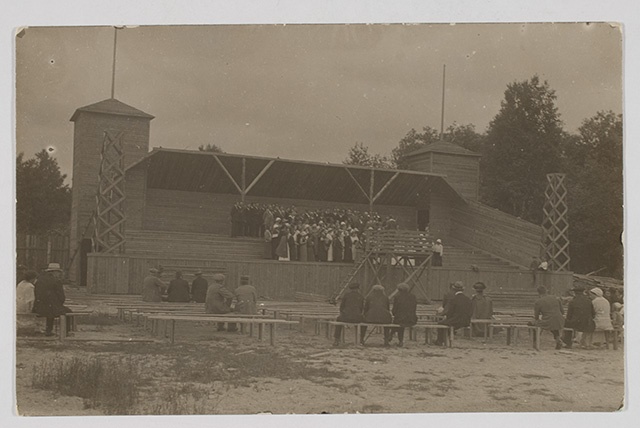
(541, 173, 570, 271)
(93, 131, 126, 253)
(329, 230, 433, 303)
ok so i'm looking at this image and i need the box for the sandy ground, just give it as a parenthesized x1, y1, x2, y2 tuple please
(15, 316, 624, 416)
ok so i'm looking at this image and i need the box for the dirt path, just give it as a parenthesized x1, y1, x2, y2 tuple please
(15, 319, 624, 415)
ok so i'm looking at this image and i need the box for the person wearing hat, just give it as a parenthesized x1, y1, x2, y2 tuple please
(32, 263, 71, 336)
(360, 284, 393, 346)
(234, 275, 258, 315)
(167, 271, 191, 303)
(205, 273, 236, 331)
(190, 270, 209, 303)
(333, 282, 365, 346)
(530, 286, 565, 350)
(388, 283, 418, 347)
(271, 224, 280, 260)
(590, 287, 614, 348)
(470, 282, 494, 337)
(432, 239, 444, 267)
(435, 281, 472, 346)
(142, 267, 166, 302)
(438, 282, 461, 316)
(562, 285, 595, 349)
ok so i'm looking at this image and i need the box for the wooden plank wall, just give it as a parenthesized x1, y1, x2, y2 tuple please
(449, 200, 542, 268)
(142, 189, 419, 235)
(431, 153, 479, 201)
(429, 186, 452, 239)
(87, 254, 573, 298)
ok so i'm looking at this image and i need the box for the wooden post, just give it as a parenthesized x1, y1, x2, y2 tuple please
(369, 169, 375, 212)
(241, 157, 246, 202)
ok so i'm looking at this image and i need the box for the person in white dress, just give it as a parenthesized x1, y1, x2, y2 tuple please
(16, 270, 37, 314)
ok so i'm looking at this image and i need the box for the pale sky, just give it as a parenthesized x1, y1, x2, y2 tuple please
(16, 23, 622, 180)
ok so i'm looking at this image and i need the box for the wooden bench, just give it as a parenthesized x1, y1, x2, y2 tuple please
(412, 324, 455, 347)
(147, 315, 299, 345)
(59, 311, 94, 341)
(329, 321, 401, 345)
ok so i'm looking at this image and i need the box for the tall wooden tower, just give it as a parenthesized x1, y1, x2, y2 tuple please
(68, 98, 154, 285)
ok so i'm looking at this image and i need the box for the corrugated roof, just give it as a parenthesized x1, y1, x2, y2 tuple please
(405, 140, 481, 158)
(127, 148, 466, 207)
(70, 98, 155, 121)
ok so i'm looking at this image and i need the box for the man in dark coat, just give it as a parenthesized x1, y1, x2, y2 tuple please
(205, 273, 236, 332)
(435, 281, 472, 346)
(333, 283, 365, 346)
(562, 285, 595, 349)
(530, 286, 565, 350)
(32, 263, 71, 336)
(190, 270, 208, 303)
(234, 275, 258, 315)
(388, 283, 417, 347)
(360, 284, 393, 346)
(167, 271, 191, 302)
(470, 282, 494, 336)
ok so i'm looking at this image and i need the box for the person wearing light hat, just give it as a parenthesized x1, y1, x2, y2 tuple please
(32, 263, 71, 336)
(590, 287, 614, 347)
(360, 284, 393, 346)
(432, 239, 444, 267)
(234, 275, 258, 315)
(142, 267, 166, 302)
(530, 286, 565, 350)
(388, 283, 417, 347)
(435, 281, 472, 346)
(562, 285, 595, 349)
(190, 270, 208, 303)
(205, 273, 236, 331)
(470, 282, 494, 337)
(333, 283, 365, 346)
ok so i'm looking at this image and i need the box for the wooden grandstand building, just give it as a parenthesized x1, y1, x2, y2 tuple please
(69, 98, 573, 301)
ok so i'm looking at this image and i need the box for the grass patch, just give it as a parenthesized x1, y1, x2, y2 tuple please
(142, 385, 211, 415)
(31, 355, 143, 414)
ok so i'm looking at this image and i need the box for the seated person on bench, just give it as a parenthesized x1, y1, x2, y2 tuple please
(360, 284, 392, 346)
(387, 283, 417, 347)
(435, 281, 471, 346)
(205, 273, 237, 332)
(332, 283, 364, 346)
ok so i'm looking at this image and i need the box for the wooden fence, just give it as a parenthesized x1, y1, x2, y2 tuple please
(16, 233, 70, 270)
(87, 254, 573, 299)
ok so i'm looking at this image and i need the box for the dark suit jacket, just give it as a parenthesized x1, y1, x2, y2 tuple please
(337, 289, 364, 323)
(191, 277, 209, 303)
(441, 292, 472, 328)
(167, 278, 191, 302)
(32, 272, 68, 318)
(392, 291, 418, 326)
(363, 291, 392, 324)
(565, 294, 595, 332)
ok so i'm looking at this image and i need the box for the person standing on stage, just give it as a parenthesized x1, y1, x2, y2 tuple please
(432, 238, 444, 266)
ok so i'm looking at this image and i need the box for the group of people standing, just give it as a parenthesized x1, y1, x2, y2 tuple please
(142, 269, 258, 332)
(231, 202, 399, 239)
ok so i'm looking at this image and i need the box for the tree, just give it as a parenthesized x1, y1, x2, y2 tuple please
(16, 150, 72, 235)
(343, 142, 393, 168)
(481, 75, 565, 223)
(564, 111, 623, 278)
(198, 143, 224, 153)
(391, 127, 440, 169)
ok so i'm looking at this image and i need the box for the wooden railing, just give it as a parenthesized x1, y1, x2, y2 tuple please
(365, 229, 433, 255)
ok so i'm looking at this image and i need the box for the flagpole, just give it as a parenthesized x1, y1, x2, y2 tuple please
(111, 27, 118, 99)
(440, 64, 446, 138)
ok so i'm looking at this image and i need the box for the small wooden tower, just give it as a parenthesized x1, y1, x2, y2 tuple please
(68, 98, 154, 285)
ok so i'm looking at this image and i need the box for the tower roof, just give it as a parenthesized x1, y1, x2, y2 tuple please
(70, 98, 154, 122)
(405, 140, 481, 158)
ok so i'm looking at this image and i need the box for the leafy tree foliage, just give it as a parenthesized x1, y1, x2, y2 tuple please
(198, 143, 225, 153)
(16, 150, 71, 235)
(564, 111, 623, 277)
(343, 142, 393, 168)
(481, 75, 565, 223)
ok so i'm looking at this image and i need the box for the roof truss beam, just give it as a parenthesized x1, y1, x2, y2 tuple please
(212, 155, 242, 195)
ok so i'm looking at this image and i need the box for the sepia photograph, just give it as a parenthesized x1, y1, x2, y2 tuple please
(11, 17, 628, 419)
